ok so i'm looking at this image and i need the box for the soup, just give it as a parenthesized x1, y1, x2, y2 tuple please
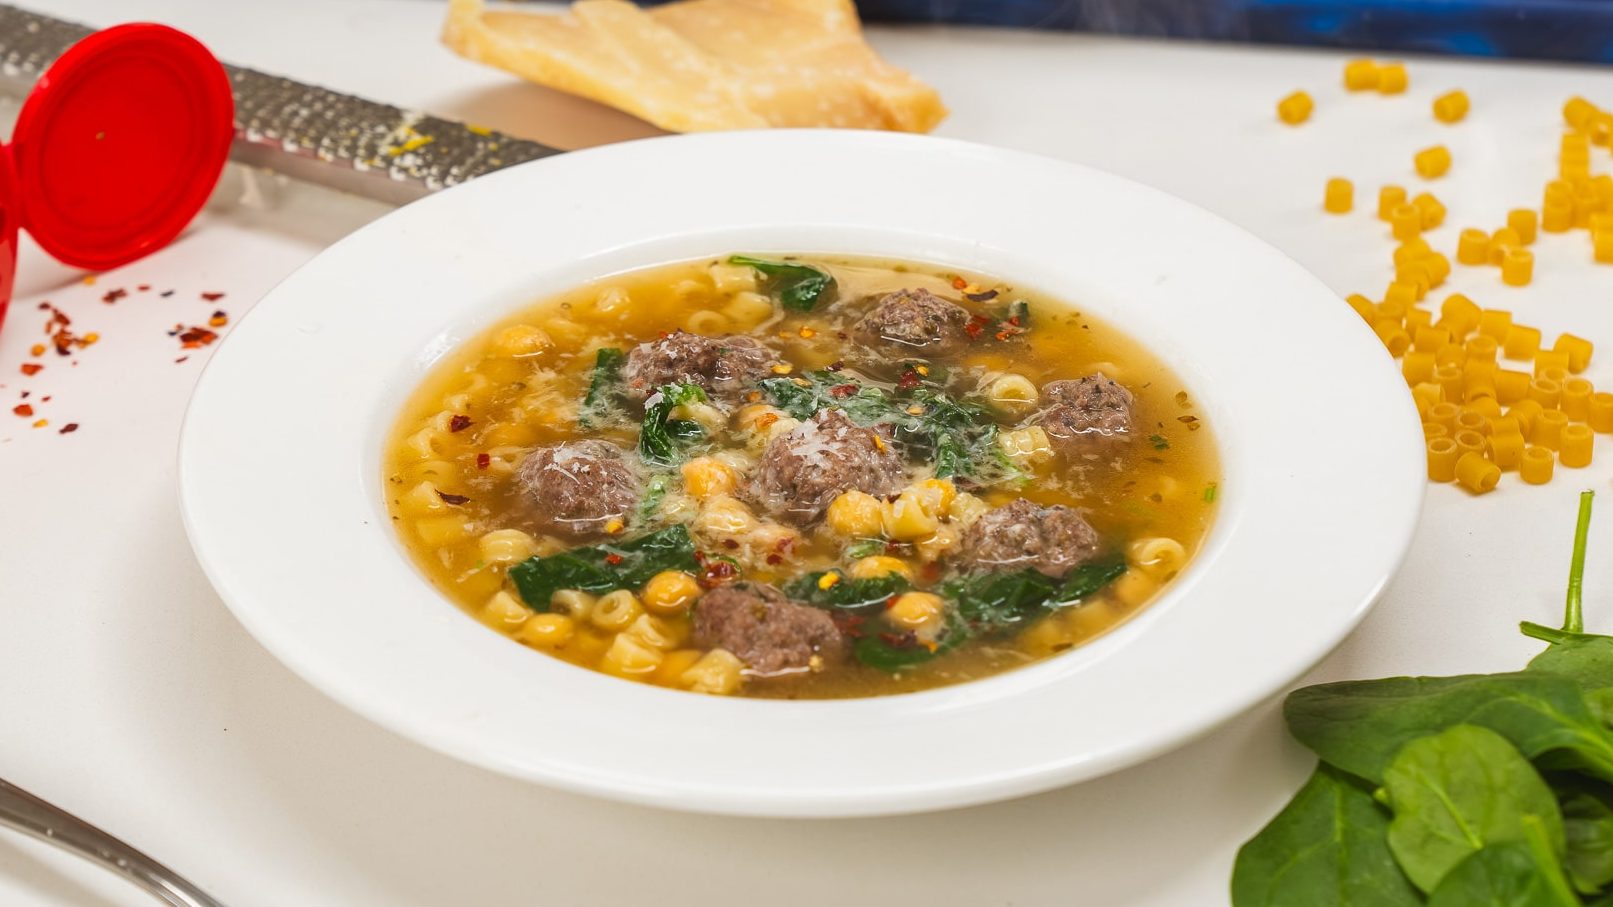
(384, 255, 1218, 698)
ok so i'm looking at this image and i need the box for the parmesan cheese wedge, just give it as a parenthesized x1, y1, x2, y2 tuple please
(442, 0, 947, 134)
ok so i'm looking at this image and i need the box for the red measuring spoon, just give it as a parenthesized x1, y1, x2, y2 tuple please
(0, 22, 233, 331)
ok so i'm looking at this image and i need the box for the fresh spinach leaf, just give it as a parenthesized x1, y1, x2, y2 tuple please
(509, 525, 697, 610)
(1230, 762, 1421, 907)
(1425, 821, 1583, 907)
(1554, 778, 1613, 894)
(852, 624, 967, 672)
(638, 383, 708, 467)
(729, 255, 836, 312)
(1059, 558, 1130, 602)
(578, 347, 625, 428)
(1284, 672, 1613, 786)
(636, 472, 672, 525)
(844, 538, 886, 559)
(760, 371, 891, 424)
(785, 571, 910, 614)
(1380, 725, 1565, 893)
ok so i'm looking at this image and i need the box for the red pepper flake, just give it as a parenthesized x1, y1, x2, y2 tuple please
(435, 490, 471, 506)
(950, 275, 968, 290)
(448, 414, 473, 433)
(13, 404, 33, 417)
(101, 288, 127, 304)
(40, 396, 50, 402)
(829, 383, 858, 398)
(826, 360, 845, 372)
(755, 412, 779, 431)
(175, 356, 189, 364)
(200, 291, 225, 301)
(475, 452, 491, 470)
(964, 289, 999, 302)
(604, 553, 625, 565)
(174, 325, 219, 349)
(207, 310, 229, 328)
(29, 344, 45, 356)
(59, 423, 78, 434)
(964, 315, 991, 339)
(20, 364, 41, 376)
(20, 391, 29, 399)
(722, 538, 740, 549)
(896, 369, 922, 391)
(765, 553, 783, 565)
(700, 558, 739, 587)
(160, 290, 174, 298)
(137, 284, 151, 292)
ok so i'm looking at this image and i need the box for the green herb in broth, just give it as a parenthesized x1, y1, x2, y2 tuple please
(637, 383, 708, 467)
(943, 557, 1126, 634)
(578, 347, 626, 429)
(510, 524, 698, 611)
(728, 255, 836, 312)
(786, 570, 911, 614)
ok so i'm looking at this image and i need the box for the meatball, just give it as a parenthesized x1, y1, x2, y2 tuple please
(853, 288, 971, 357)
(1037, 373, 1135, 454)
(512, 440, 640, 538)
(957, 498, 1100, 578)
(691, 582, 845, 677)
(621, 331, 777, 406)
(749, 409, 907, 525)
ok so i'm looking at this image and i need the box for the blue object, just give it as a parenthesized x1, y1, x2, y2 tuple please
(849, 0, 1613, 64)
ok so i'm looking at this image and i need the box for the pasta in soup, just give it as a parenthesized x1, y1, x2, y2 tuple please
(384, 255, 1218, 698)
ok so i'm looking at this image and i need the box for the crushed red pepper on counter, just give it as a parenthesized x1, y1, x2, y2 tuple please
(20, 364, 41, 376)
(207, 310, 228, 328)
(100, 288, 126, 304)
(169, 324, 219, 349)
(13, 404, 33, 417)
(58, 423, 78, 434)
(200, 291, 225, 302)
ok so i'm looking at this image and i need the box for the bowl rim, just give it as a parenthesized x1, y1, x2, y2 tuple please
(178, 129, 1423, 817)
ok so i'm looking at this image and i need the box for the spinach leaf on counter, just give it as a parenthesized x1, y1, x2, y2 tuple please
(1559, 780, 1613, 893)
(1283, 672, 1613, 788)
(785, 571, 910, 614)
(1233, 492, 1613, 907)
(578, 347, 626, 428)
(509, 525, 696, 611)
(728, 255, 836, 312)
(1231, 763, 1421, 907)
(1425, 824, 1582, 907)
(1380, 725, 1566, 893)
(638, 383, 708, 467)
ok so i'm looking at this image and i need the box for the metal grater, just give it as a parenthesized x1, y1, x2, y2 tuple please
(0, 3, 562, 205)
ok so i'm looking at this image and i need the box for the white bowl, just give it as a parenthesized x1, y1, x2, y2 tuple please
(179, 130, 1422, 817)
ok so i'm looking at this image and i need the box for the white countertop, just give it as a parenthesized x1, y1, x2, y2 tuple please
(5, 2, 1613, 904)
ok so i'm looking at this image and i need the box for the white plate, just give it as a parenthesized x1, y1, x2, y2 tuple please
(179, 130, 1422, 817)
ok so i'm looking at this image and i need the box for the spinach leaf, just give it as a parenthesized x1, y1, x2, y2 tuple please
(578, 347, 625, 428)
(1284, 672, 1613, 786)
(1381, 725, 1565, 893)
(1555, 778, 1613, 894)
(636, 472, 672, 525)
(760, 371, 892, 424)
(1426, 822, 1582, 907)
(785, 570, 910, 614)
(853, 623, 966, 672)
(729, 255, 836, 312)
(942, 557, 1126, 633)
(844, 538, 886, 559)
(638, 383, 708, 467)
(509, 525, 697, 610)
(1230, 762, 1421, 907)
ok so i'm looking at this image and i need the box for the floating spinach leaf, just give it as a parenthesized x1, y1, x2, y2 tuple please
(729, 255, 836, 312)
(942, 556, 1125, 634)
(785, 571, 910, 615)
(636, 472, 672, 526)
(1284, 672, 1613, 787)
(578, 347, 625, 428)
(1231, 762, 1421, 907)
(509, 525, 697, 611)
(1426, 821, 1582, 907)
(853, 623, 967, 672)
(760, 371, 892, 424)
(844, 538, 886, 560)
(1381, 725, 1565, 893)
(638, 383, 708, 467)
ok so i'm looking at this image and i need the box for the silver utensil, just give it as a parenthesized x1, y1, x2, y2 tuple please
(0, 3, 561, 205)
(0, 777, 226, 907)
